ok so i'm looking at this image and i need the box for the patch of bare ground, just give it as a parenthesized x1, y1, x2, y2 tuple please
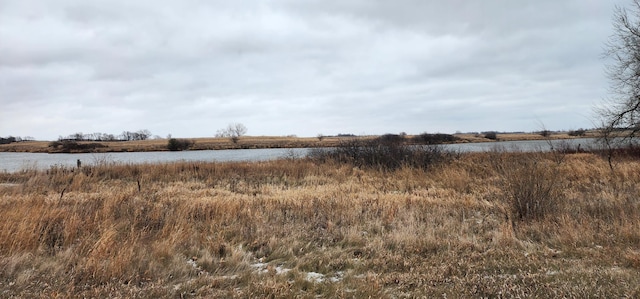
(0, 151, 639, 297)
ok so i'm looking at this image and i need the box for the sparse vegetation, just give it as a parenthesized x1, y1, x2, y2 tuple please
(1, 149, 640, 297)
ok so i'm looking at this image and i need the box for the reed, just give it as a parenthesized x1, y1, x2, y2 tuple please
(0, 151, 639, 297)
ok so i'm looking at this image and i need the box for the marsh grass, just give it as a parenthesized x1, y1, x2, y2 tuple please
(0, 151, 639, 297)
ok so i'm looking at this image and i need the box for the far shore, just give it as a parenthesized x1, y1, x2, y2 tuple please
(0, 132, 598, 154)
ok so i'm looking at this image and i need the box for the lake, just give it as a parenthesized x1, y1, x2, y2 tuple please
(0, 138, 599, 173)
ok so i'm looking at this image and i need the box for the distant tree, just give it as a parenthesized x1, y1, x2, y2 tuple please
(103, 134, 117, 141)
(228, 123, 247, 142)
(137, 129, 152, 140)
(0, 136, 17, 144)
(215, 123, 248, 143)
(120, 130, 152, 141)
(317, 134, 325, 141)
(540, 130, 551, 138)
(121, 131, 132, 141)
(72, 132, 84, 141)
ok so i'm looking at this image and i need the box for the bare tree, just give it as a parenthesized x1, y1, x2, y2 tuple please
(121, 131, 133, 141)
(72, 132, 84, 141)
(137, 129, 152, 140)
(215, 123, 248, 143)
(228, 123, 247, 138)
(599, 0, 640, 142)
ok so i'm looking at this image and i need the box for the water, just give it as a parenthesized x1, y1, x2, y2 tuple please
(442, 137, 597, 153)
(0, 148, 309, 173)
(0, 138, 599, 173)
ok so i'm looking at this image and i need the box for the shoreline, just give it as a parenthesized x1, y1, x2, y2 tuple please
(0, 132, 598, 154)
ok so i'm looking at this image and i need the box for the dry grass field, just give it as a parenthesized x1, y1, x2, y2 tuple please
(0, 148, 639, 297)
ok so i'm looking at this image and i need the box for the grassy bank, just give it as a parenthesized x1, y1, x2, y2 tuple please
(0, 131, 598, 153)
(0, 136, 343, 153)
(0, 149, 639, 297)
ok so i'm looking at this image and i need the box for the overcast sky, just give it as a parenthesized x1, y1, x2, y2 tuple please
(0, 0, 628, 140)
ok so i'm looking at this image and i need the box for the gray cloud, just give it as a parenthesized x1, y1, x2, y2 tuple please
(0, 0, 627, 140)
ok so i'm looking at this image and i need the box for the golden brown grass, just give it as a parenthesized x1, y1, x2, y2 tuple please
(0, 151, 639, 297)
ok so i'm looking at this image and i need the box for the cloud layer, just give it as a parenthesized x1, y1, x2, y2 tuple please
(0, 0, 625, 139)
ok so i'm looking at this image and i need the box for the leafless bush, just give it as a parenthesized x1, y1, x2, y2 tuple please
(411, 133, 459, 144)
(308, 137, 457, 171)
(493, 152, 563, 221)
(568, 129, 586, 136)
(484, 132, 498, 140)
(167, 138, 194, 151)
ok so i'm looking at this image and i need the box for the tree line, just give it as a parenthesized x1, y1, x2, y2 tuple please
(0, 136, 35, 144)
(58, 130, 152, 142)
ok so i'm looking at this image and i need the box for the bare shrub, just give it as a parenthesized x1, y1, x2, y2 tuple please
(167, 138, 193, 151)
(484, 132, 498, 140)
(568, 129, 586, 136)
(412, 133, 459, 144)
(308, 137, 457, 171)
(494, 152, 564, 221)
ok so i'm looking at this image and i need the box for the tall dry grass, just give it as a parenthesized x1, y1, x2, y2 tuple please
(0, 151, 639, 297)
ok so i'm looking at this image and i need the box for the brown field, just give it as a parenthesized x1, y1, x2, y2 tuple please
(0, 131, 597, 153)
(0, 147, 639, 298)
(0, 136, 356, 153)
